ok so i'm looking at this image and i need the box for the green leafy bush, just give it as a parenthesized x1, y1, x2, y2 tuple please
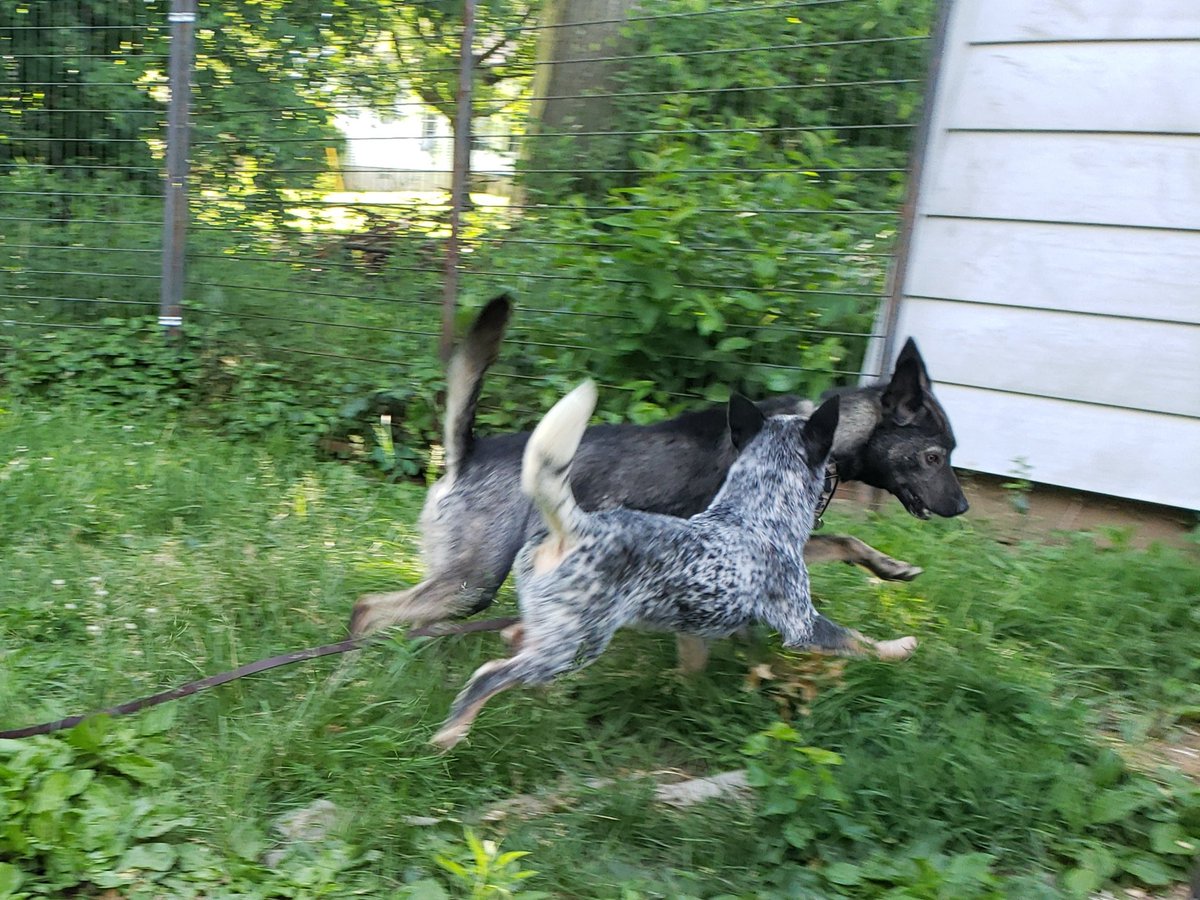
(1, 314, 450, 477)
(0, 709, 193, 895)
(740, 706, 1200, 898)
(468, 0, 939, 409)
(481, 152, 882, 405)
(739, 722, 1009, 897)
(432, 828, 547, 899)
(4, 317, 205, 410)
(0, 711, 395, 898)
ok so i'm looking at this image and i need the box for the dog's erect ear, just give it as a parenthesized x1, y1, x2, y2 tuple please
(728, 393, 766, 452)
(881, 337, 932, 426)
(802, 395, 840, 467)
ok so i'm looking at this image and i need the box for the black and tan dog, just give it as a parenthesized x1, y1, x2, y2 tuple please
(432, 383, 916, 749)
(351, 295, 968, 637)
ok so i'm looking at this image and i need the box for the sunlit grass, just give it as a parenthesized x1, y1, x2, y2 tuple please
(1, 400, 1197, 896)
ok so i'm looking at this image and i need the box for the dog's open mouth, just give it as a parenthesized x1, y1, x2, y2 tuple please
(897, 489, 932, 520)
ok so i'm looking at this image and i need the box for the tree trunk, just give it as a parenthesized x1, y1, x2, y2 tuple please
(531, 0, 636, 136)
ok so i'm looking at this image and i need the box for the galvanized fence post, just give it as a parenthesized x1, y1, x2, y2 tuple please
(441, 0, 478, 361)
(159, 0, 196, 336)
(870, 0, 954, 375)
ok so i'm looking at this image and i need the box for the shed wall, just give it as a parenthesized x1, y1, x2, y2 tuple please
(888, 0, 1200, 510)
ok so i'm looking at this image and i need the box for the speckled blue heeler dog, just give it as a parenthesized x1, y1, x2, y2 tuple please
(432, 381, 917, 750)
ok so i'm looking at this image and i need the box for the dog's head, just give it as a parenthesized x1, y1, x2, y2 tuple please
(862, 339, 969, 520)
(729, 393, 840, 475)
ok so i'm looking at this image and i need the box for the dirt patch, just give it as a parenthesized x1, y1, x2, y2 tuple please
(956, 474, 1195, 551)
(831, 476, 1196, 551)
(1155, 728, 1200, 782)
(1102, 725, 1200, 783)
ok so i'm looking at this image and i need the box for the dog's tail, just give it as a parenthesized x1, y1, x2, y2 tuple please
(522, 380, 597, 542)
(443, 293, 513, 478)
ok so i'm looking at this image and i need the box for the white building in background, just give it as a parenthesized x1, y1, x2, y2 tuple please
(335, 98, 517, 195)
(875, 0, 1200, 511)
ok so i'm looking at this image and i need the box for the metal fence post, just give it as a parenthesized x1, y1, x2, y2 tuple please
(871, 0, 954, 373)
(441, 0, 478, 361)
(159, 0, 196, 336)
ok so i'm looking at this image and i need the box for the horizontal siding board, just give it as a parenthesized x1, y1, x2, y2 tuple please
(883, 1, 1200, 507)
(892, 298, 1200, 417)
(923, 132, 1200, 230)
(948, 43, 1200, 133)
(934, 384, 1200, 510)
(969, 1, 1200, 42)
(904, 218, 1200, 325)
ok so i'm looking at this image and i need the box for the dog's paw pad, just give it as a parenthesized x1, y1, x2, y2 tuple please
(875, 636, 917, 660)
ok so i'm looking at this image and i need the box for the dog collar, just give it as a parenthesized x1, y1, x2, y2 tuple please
(813, 463, 839, 530)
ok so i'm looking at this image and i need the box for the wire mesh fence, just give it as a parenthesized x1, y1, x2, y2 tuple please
(0, 1, 168, 345)
(1, 0, 938, 451)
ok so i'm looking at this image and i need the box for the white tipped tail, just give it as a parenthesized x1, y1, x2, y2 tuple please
(522, 380, 597, 542)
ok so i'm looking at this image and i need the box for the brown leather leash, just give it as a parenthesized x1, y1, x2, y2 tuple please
(0, 615, 519, 740)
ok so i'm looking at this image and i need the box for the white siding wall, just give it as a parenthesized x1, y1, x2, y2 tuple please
(889, 0, 1200, 510)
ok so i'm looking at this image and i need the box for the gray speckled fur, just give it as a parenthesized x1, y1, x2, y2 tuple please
(432, 388, 914, 748)
(517, 409, 829, 651)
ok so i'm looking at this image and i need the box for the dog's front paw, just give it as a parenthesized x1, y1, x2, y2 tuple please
(876, 557, 923, 582)
(874, 636, 917, 660)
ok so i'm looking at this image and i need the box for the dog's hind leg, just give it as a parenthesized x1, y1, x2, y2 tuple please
(431, 632, 592, 750)
(431, 655, 530, 751)
(433, 608, 618, 749)
(804, 534, 922, 582)
(785, 613, 917, 661)
(350, 576, 496, 637)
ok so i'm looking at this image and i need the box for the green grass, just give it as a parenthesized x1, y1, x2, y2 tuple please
(1, 400, 1198, 898)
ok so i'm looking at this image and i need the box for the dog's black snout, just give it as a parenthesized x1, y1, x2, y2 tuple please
(930, 488, 969, 518)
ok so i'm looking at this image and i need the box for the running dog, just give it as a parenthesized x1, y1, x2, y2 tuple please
(351, 294, 968, 637)
(432, 383, 916, 749)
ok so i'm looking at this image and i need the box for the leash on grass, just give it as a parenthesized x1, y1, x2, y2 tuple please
(3, 466, 840, 740)
(0, 615, 520, 740)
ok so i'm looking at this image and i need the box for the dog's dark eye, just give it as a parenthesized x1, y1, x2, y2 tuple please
(925, 452, 941, 466)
